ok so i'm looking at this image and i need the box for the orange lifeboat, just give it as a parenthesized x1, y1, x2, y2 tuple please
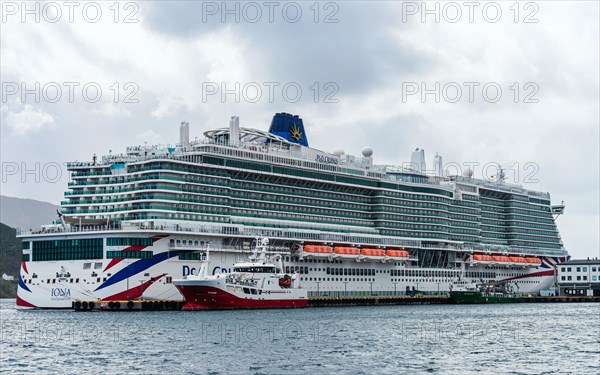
(526, 257, 542, 266)
(361, 248, 385, 257)
(333, 246, 359, 255)
(303, 245, 332, 257)
(492, 255, 511, 263)
(473, 254, 494, 263)
(386, 250, 409, 259)
(304, 245, 332, 254)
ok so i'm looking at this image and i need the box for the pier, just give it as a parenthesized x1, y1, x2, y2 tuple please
(308, 295, 449, 307)
(71, 295, 600, 311)
(72, 299, 185, 311)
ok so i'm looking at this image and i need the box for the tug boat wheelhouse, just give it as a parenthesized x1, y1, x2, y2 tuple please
(174, 239, 307, 310)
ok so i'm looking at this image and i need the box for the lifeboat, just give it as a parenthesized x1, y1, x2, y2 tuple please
(361, 248, 386, 257)
(303, 245, 332, 257)
(526, 257, 542, 266)
(359, 248, 386, 261)
(332, 246, 360, 258)
(278, 275, 292, 288)
(472, 254, 494, 263)
(491, 255, 511, 263)
(386, 250, 410, 260)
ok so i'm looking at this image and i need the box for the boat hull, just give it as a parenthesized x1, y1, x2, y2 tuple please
(176, 285, 308, 310)
(449, 291, 524, 304)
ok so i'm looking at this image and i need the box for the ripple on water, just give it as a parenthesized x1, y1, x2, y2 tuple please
(0, 300, 599, 374)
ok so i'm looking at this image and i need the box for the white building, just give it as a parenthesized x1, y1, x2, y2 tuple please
(556, 259, 600, 296)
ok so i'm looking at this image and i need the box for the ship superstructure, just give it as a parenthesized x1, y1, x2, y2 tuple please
(17, 113, 568, 308)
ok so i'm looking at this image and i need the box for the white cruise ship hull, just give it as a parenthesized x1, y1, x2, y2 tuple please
(17, 231, 564, 308)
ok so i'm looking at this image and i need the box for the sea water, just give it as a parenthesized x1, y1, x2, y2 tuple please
(1, 300, 598, 374)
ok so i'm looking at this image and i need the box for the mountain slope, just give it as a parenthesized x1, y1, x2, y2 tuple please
(0, 195, 60, 230)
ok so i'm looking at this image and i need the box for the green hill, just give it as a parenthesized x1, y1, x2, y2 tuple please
(0, 223, 21, 298)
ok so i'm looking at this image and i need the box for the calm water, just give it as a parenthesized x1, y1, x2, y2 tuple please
(1, 299, 598, 374)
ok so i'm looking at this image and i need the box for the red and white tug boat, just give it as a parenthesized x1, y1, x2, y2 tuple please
(174, 238, 308, 310)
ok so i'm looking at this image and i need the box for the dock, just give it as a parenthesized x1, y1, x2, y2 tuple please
(71, 295, 600, 311)
(72, 299, 185, 311)
(308, 295, 449, 307)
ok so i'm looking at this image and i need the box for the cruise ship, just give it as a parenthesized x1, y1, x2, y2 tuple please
(16, 113, 569, 308)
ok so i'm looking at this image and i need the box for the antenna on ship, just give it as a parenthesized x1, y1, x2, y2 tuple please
(496, 165, 506, 183)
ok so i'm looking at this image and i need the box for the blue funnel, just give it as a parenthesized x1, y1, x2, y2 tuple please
(268, 113, 308, 147)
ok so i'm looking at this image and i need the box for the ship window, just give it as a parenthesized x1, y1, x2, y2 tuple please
(83, 263, 91, 269)
(94, 263, 102, 269)
(243, 288, 250, 294)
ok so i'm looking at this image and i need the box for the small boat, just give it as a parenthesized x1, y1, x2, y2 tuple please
(358, 248, 386, 261)
(526, 257, 542, 266)
(384, 249, 410, 261)
(449, 280, 524, 304)
(302, 244, 332, 258)
(174, 238, 307, 310)
(332, 246, 360, 259)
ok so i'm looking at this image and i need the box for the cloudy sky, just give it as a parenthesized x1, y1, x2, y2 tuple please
(1, 1, 598, 258)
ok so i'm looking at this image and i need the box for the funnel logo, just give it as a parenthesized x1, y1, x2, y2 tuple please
(289, 123, 303, 142)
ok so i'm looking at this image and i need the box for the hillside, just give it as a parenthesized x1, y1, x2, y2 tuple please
(0, 195, 60, 230)
(0, 223, 21, 298)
